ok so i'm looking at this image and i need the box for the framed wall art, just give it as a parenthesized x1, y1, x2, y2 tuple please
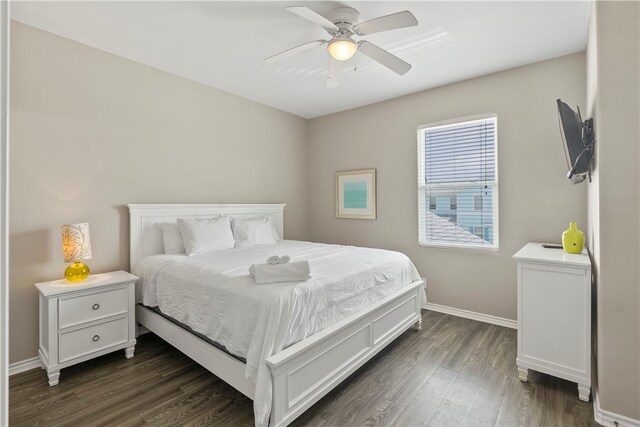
(335, 169, 377, 220)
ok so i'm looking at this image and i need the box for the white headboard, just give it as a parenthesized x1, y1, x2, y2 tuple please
(127, 203, 286, 271)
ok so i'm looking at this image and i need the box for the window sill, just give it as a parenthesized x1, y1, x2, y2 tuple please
(418, 242, 499, 254)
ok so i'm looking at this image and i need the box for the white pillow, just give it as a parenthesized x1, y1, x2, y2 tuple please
(177, 216, 235, 256)
(160, 222, 185, 254)
(232, 217, 279, 247)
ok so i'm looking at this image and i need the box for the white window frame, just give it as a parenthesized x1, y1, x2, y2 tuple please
(417, 113, 499, 253)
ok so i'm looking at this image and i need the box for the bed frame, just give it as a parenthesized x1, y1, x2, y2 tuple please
(128, 204, 424, 427)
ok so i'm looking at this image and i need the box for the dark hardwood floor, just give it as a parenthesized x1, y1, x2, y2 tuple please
(10, 310, 598, 426)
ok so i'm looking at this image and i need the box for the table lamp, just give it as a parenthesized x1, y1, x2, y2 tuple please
(61, 223, 92, 282)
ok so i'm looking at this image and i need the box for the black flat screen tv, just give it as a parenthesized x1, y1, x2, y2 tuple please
(557, 99, 594, 184)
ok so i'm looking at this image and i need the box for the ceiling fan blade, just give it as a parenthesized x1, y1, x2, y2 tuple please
(326, 59, 342, 88)
(358, 41, 412, 75)
(287, 6, 339, 34)
(265, 40, 326, 63)
(355, 11, 418, 36)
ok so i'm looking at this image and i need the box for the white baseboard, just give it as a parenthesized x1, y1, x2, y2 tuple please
(9, 356, 41, 376)
(424, 302, 517, 329)
(594, 386, 640, 427)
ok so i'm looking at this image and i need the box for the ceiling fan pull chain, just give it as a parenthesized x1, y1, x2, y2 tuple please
(354, 52, 358, 72)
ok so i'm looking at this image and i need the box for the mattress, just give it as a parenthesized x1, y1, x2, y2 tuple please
(146, 305, 246, 363)
(134, 239, 424, 427)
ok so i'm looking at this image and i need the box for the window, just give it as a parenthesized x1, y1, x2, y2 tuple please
(417, 115, 499, 251)
(474, 195, 483, 211)
(484, 227, 492, 242)
(429, 198, 436, 210)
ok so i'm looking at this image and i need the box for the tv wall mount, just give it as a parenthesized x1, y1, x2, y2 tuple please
(567, 106, 595, 184)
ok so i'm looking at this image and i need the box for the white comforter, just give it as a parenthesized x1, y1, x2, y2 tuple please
(134, 240, 424, 427)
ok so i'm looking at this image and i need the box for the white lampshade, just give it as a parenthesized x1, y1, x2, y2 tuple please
(327, 39, 357, 61)
(61, 223, 92, 263)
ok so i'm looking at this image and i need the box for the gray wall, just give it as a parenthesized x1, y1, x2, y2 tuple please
(308, 52, 587, 321)
(9, 22, 309, 363)
(586, 1, 640, 420)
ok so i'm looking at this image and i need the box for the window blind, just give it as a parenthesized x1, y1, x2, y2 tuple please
(417, 115, 498, 250)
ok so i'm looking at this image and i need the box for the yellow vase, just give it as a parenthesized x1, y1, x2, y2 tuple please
(562, 222, 584, 254)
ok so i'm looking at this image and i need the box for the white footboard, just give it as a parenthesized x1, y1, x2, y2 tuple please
(266, 280, 424, 427)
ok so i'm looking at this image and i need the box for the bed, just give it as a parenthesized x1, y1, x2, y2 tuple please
(128, 204, 425, 427)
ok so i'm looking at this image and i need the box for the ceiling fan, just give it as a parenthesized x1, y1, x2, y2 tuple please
(265, 6, 418, 88)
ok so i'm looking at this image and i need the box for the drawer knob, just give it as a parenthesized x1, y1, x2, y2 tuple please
(92, 335, 100, 342)
(92, 303, 100, 310)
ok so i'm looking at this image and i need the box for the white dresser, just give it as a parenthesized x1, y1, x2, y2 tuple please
(36, 271, 138, 386)
(513, 242, 591, 401)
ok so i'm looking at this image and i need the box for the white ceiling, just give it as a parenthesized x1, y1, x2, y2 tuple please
(11, 1, 591, 118)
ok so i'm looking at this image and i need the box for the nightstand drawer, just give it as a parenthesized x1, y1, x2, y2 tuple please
(59, 287, 128, 329)
(59, 317, 128, 363)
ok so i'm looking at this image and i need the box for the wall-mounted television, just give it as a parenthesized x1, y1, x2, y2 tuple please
(557, 99, 594, 184)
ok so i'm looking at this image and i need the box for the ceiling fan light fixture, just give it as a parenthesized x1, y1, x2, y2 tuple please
(327, 38, 357, 61)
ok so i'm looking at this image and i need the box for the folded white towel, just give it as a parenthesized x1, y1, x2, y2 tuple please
(266, 255, 280, 265)
(266, 255, 291, 265)
(249, 261, 311, 284)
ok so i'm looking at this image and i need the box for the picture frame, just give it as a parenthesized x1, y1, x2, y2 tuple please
(335, 169, 377, 220)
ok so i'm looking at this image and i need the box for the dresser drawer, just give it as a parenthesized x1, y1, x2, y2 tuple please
(58, 316, 128, 363)
(59, 287, 128, 329)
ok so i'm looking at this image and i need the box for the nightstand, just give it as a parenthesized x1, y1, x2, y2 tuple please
(36, 270, 138, 386)
(513, 243, 591, 401)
